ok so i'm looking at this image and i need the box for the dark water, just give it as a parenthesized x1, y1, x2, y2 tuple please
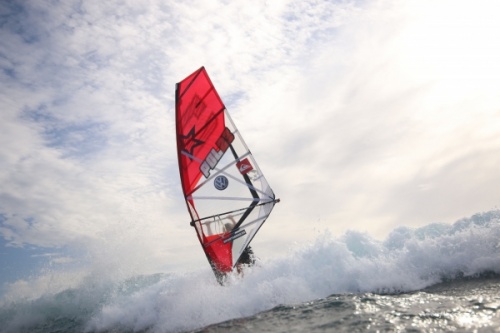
(196, 275, 500, 333)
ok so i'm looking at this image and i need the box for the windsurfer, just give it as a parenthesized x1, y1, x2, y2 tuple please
(237, 245, 255, 265)
(223, 214, 237, 232)
(224, 215, 256, 271)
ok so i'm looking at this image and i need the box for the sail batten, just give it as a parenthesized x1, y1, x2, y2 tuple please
(175, 67, 278, 283)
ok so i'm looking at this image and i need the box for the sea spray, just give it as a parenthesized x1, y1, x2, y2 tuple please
(0, 210, 499, 333)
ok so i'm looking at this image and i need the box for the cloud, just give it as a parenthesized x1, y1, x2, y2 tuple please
(1, 0, 180, 271)
(1, 0, 500, 291)
(230, 0, 500, 240)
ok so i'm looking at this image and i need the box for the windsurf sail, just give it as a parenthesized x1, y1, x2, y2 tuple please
(175, 67, 279, 283)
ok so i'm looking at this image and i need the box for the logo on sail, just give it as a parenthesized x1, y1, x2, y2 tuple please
(214, 175, 229, 190)
(236, 158, 253, 175)
(200, 127, 235, 178)
(223, 229, 247, 243)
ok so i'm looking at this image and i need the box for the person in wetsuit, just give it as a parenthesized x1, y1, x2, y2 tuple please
(224, 218, 256, 270)
(235, 245, 255, 274)
(237, 245, 255, 266)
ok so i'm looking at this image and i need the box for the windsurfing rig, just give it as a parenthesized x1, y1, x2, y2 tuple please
(175, 67, 279, 284)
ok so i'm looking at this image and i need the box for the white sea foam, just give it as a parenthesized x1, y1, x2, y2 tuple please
(1, 211, 499, 333)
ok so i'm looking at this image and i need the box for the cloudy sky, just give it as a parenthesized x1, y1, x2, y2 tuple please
(1, 0, 500, 295)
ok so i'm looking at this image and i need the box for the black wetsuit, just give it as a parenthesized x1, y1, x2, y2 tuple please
(237, 246, 255, 266)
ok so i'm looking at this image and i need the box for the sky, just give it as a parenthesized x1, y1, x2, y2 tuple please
(1, 0, 500, 298)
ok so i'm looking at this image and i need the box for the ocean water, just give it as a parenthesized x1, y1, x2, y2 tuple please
(198, 275, 499, 332)
(1, 211, 499, 333)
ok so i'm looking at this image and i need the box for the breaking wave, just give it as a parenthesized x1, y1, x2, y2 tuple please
(1, 210, 499, 333)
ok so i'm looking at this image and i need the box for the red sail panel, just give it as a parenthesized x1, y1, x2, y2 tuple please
(176, 67, 232, 276)
(204, 235, 233, 273)
(175, 67, 226, 198)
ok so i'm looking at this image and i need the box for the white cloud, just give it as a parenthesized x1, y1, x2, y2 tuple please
(1, 0, 500, 290)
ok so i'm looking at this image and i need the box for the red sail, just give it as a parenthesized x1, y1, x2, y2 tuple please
(176, 67, 233, 275)
(175, 67, 226, 199)
(175, 67, 278, 283)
